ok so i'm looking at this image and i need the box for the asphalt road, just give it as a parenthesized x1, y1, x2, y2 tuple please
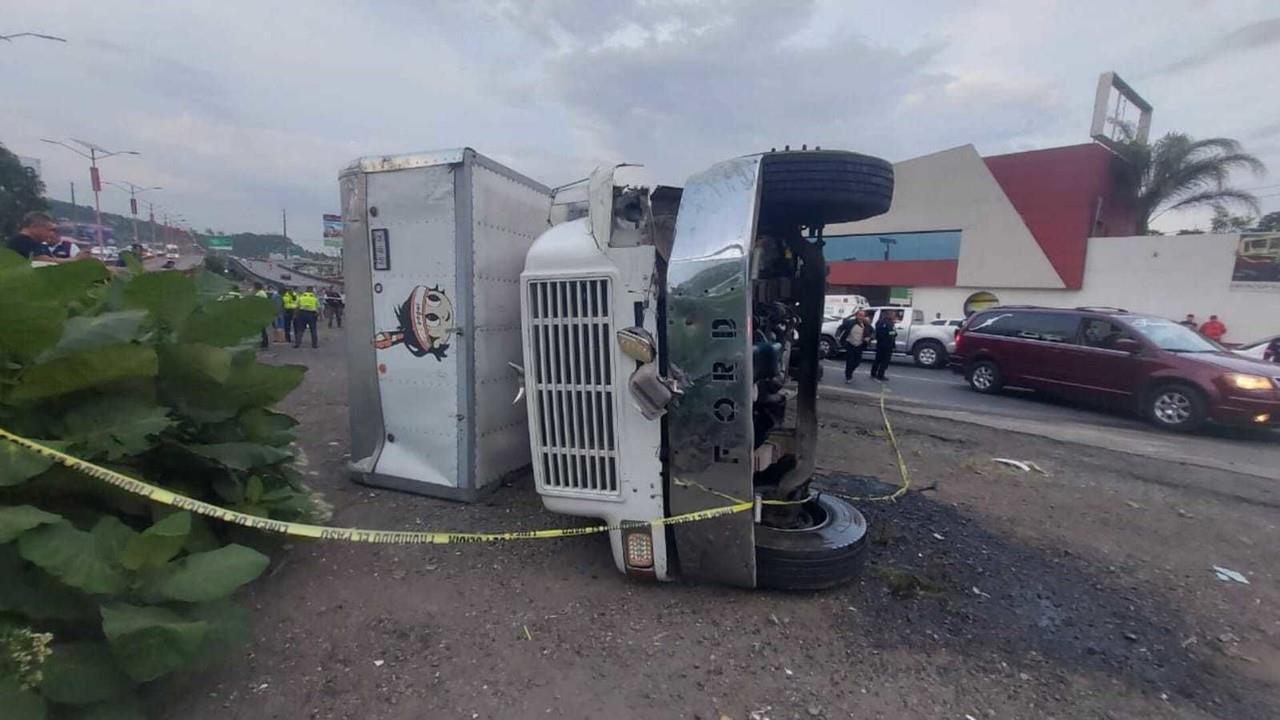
(821, 354, 1280, 479)
(233, 256, 340, 289)
(822, 355, 1145, 429)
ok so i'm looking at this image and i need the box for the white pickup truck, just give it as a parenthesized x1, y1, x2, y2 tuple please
(820, 305, 956, 368)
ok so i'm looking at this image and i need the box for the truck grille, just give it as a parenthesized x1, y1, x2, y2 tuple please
(527, 278, 618, 494)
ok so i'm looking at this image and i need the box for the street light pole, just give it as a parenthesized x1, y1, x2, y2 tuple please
(40, 138, 139, 250)
(106, 181, 162, 245)
(0, 32, 67, 43)
(144, 202, 159, 246)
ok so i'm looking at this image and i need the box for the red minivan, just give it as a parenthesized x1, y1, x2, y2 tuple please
(950, 306, 1280, 432)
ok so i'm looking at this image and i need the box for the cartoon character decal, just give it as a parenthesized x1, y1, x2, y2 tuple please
(373, 284, 454, 360)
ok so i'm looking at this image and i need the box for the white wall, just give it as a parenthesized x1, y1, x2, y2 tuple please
(826, 145, 1064, 289)
(911, 234, 1280, 343)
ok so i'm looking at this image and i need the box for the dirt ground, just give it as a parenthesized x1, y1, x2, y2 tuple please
(154, 329, 1280, 719)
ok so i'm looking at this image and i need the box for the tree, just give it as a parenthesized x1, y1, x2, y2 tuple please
(1210, 206, 1256, 233)
(1114, 131, 1266, 234)
(1255, 211, 1280, 232)
(0, 143, 48, 236)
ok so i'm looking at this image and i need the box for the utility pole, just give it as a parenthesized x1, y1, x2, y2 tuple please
(40, 138, 139, 250)
(282, 208, 289, 260)
(146, 201, 158, 245)
(69, 181, 76, 224)
(106, 181, 162, 245)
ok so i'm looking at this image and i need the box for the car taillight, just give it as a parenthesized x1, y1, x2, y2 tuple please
(954, 329, 965, 351)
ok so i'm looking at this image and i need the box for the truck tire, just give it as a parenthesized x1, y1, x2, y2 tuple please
(912, 339, 946, 369)
(756, 494, 869, 591)
(819, 334, 837, 358)
(759, 150, 894, 227)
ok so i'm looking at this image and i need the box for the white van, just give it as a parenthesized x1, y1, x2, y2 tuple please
(823, 294, 868, 318)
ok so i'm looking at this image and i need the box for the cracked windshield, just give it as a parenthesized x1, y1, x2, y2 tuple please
(2, 2, 1279, 719)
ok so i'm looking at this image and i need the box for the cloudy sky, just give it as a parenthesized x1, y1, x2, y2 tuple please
(4, 0, 1278, 250)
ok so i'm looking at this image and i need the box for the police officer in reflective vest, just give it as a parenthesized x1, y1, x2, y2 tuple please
(280, 288, 299, 343)
(293, 286, 320, 349)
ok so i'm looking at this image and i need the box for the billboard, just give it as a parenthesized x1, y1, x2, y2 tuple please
(323, 213, 342, 238)
(1231, 232, 1280, 290)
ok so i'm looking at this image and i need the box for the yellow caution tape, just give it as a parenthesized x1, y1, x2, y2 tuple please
(0, 428, 751, 544)
(829, 386, 911, 502)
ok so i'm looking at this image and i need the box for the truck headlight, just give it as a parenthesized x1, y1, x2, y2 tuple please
(1226, 373, 1274, 391)
(617, 326, 656, 364)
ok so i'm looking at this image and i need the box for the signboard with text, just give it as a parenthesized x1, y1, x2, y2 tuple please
(206, 235, 233, 251)
(323, 213, 342, 238)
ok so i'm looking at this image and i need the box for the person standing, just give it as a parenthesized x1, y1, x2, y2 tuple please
(293, 286, 320, 349)
(324, 286, 344, 328)
(253, 283, 270, 349)
(6, 211, 93, 264)
(870, 310, 900, 381)
(268, 286, 285, 343)
(1199, 314, 1227, 343)
(1178, 313, 1198, 330)
(836, 311, 871, 383)
(280, 287, 299, 344)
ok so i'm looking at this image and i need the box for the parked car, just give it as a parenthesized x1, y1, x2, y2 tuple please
(1233, 334, 1280, 362)
(951, 306, 1280, 432)
(50, 238, 81, 258)
(89, 245, 120, 261)
(820, 305, 956, 368)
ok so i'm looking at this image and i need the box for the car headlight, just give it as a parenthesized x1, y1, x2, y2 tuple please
(1225, 373, 1275, 391)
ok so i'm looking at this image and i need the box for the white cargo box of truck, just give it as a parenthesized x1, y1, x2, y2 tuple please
(339, 148, 552, 500)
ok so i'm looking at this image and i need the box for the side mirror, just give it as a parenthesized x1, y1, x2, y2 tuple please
(1112, 337, 1142, 354)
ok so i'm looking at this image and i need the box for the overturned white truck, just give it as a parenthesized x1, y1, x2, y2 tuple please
(343, 148, 893, 589)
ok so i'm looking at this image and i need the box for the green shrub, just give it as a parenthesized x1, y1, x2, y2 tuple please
(0, 250, 324, 719)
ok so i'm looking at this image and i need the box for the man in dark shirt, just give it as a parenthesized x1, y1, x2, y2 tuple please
(6, 211, 90, 263)
(870, 310, 901, 381)
(323, 287, 344, 328)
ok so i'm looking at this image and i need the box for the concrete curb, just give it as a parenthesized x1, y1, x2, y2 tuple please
(820, 385, 1280, 481)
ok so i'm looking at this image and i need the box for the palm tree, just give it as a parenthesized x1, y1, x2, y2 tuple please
(1115, 131, 1266, 234)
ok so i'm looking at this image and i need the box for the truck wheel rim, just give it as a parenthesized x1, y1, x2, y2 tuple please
(1154, 391, 1192, 424)
(972, 366, 994, 389)
(919, 347, 937, 365)
(767, 499, 830, 533)
(819, 339, 831, 356)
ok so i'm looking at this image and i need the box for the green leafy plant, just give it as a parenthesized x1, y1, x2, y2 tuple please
(0, 250, 323, 719)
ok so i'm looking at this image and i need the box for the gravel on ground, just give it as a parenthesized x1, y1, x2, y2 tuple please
(153, 330, 1280, 720)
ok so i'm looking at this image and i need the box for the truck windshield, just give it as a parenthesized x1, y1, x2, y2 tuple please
(1127, 317, 1220, 353)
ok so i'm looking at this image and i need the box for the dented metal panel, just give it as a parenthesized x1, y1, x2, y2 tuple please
(665, 154, 764, 588)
